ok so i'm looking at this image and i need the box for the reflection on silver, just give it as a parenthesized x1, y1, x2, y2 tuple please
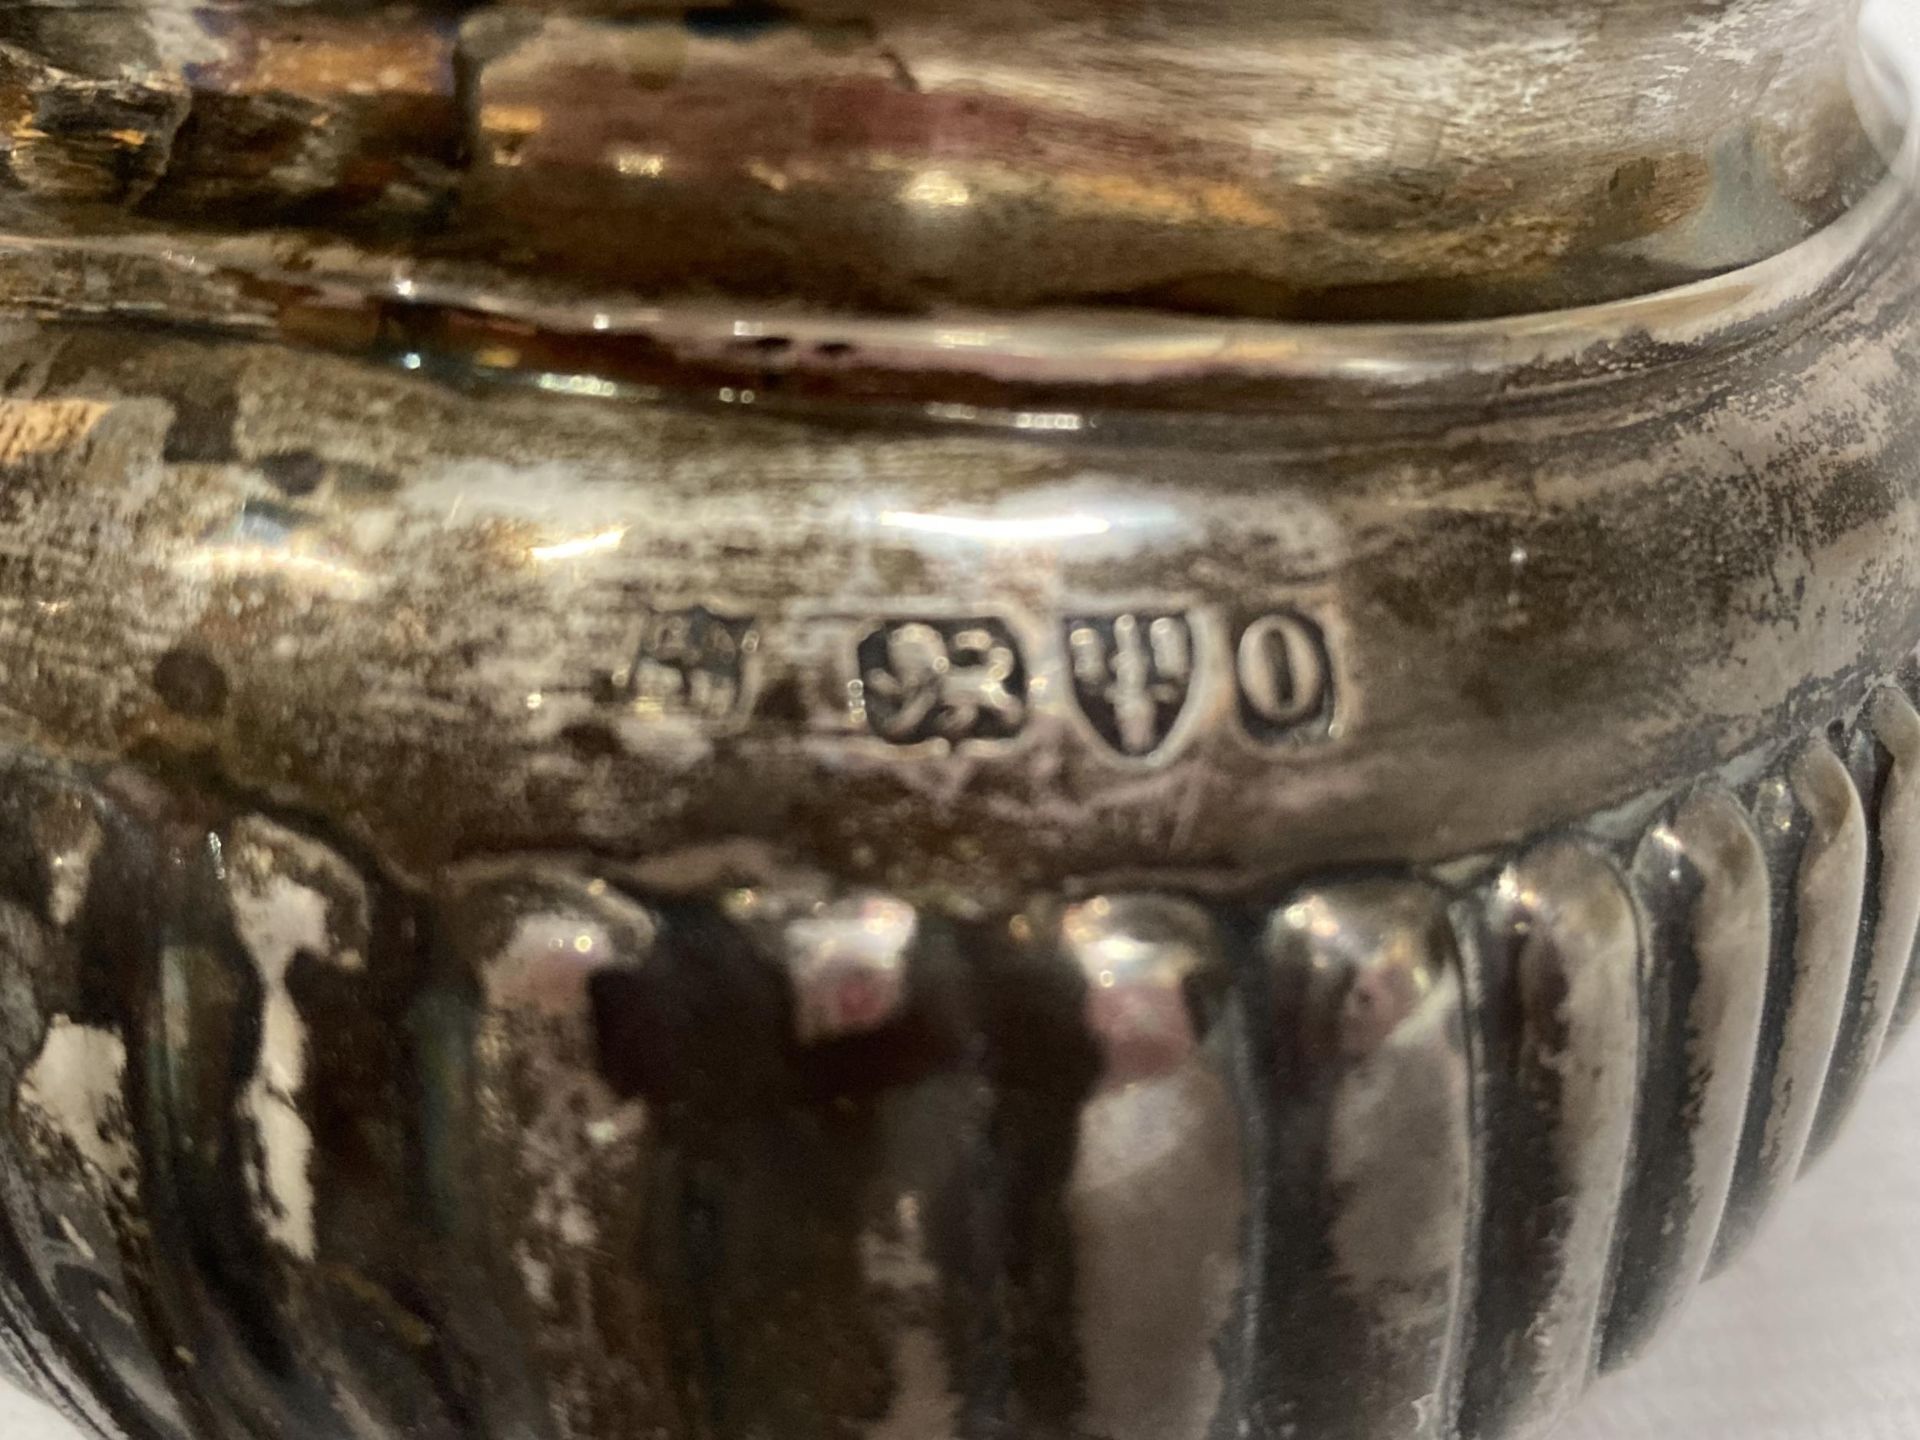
(1713, 744, 1866, 1269)
(1814, 688, 1920, 1151)
(223, 815, 373, 1262)
(1059, 894, 1219, 1088)
(1260, 881, 1472, 1440)
(1053, 895, 1243, 1440)
(1462, 843, 1642, 1437)
(440, 867, 668, 1440)
(782, 894, 918, 1045)
(876, 510, 1110, 543)
(27, 786, 102, 933)
(0, 698, 1913, 1440)
(1605, 789, 1769, 1366)
(177, 542, 370, 598)
(528, 527, 628, 564)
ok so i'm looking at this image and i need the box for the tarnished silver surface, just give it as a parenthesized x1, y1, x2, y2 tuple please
(1460, 844, 1641, 1438)
(1258, 881, 1473, 1440)
(0, 688, 1917, 1440)
(1812, 689, 1920, 1154)
(0, 4, 1914, 1440)
(1603, 790, 1771, 1371)
(1711, 744, 1866, 1270)
(0, 0, 1883, 320)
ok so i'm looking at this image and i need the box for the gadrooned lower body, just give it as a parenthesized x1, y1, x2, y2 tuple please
(0, 688, 1914, 1440)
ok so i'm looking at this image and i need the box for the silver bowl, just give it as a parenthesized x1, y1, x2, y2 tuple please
(0, 4, 1912, 1440)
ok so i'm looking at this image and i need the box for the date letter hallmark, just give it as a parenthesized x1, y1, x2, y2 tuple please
(595, 605, 760, 720)
(1066, 612, 1195, 757)
(1236, 610, 1332, 742)
(857, 619, 1028, 745)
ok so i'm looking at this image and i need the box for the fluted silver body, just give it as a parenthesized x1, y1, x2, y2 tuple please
(0, 4, 1912, 1439)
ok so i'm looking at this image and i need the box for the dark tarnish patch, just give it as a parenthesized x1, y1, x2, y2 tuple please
(151, 647, 230, 721)
(161, 390, 241, 465)
(589, 903, 886, 1440)
(258, 451, 325, 498)
(969, 916, 1103, 1438)
(1249, 883, 1474, 1440)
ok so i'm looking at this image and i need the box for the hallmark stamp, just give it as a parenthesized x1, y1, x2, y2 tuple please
(1236, 611, 1332, 741)
(1066, 611, 1196, 756)
(857, 619, 1028, 745)
(594, 605, 759, 720)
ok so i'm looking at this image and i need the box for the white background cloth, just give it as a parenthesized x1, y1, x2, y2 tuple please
(8, 1040, 1920, 1439)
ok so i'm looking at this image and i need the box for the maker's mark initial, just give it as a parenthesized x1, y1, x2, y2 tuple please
(600, 605, 759, 720)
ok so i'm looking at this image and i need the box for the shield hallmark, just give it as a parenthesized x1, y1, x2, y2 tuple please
(1066, 612, 1196, 757)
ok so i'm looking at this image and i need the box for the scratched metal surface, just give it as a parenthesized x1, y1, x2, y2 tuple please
(0, 0, 1885, 319)
(11, 1039, 1920, 1440)
(0, 185, 1913, 897)
(0, 178, 1902, 1440)
(0, 655, 1912, 1440)
(0, 5, 1910, 1440)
